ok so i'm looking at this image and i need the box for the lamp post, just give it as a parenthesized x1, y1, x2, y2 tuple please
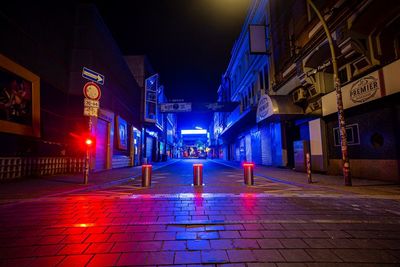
(306, 0, 351, 186)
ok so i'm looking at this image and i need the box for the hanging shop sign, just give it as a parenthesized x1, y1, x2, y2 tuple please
(256, 94, 273, 123)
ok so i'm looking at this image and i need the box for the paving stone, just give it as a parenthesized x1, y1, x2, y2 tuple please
(244, 224, 265, 230)
(240, 231, 264, 238)
(219, 231, 241, 239)
(227, 249, 256, 262)
(279, 239, 309, 248)
(154, 232, 176, 240)
(257, 239, 284, 249)
(201, 250, 229, 263)
(333, 249, 400, 263)
(86, 253, 120, 267)
(58, 243, 88, 255)
(247, 263, 277, 267)
(135, 241, 162, 251)
(306, 249, 343, 262)
(210, 239, 234, 249)
(146, 251, 175, 265)
(198, 231, 220, 239)
(57, 254, 93, 267)
(303, 230, 330, 238)
(279, 249, 313, 262)
(233, 239, 260, 249)
(111, 242, 138, 252)
(162, 240, 187, 250)
(85, 233, 110, 243)
(33, 244, 64, 257)
(224, 225, 245, 231)
(116, 252, 148, 266)
(84, 243, 114, 254)
(63, 234, 89, 244)
(29, 256, 65, 267)
(175, 251, 202, 264)
(187, 240, 211, 250)
(217, 264, 246, 267)
(253, 249, 285, 262)
(281, 230, 307, 238)
(262, 231, 286, 238)
(176, 232, 197, 240)
(303, 239, 334, 248)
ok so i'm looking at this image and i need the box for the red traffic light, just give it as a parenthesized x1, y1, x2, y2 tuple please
(85, 138, 93, 146)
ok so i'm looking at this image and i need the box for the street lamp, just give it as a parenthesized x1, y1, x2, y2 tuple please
(306, 0, 351, 186)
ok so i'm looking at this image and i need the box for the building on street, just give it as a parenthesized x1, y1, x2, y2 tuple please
(215, 0, 400, 181)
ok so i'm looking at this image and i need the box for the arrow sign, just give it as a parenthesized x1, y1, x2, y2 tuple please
(82, 67, 105, 85)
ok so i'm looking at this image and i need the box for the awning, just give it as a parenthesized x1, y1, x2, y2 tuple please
(257, 95, 304, 123)
(219, 108, 256, 143)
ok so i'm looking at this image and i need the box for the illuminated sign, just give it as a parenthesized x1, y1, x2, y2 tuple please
(144, 74, 158, 122)
(181, 129, 207, 135)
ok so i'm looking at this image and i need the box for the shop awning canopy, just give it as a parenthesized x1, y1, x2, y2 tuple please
(256, 95, 304, 123)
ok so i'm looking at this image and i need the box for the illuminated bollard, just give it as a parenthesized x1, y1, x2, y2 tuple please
(193, 164, 203, 186)
(306, 153, 312, 183)
(142, 164, 152, 187)
(243, 163, 254, 186)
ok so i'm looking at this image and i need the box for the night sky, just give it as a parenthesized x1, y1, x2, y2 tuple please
(95, 0, 250, 129)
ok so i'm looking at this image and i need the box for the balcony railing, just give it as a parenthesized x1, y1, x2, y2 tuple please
(0, 157, 85, 180)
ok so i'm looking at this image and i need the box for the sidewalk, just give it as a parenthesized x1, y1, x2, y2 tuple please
(211, 159, 400, 197)
(0, 159, 180, 203)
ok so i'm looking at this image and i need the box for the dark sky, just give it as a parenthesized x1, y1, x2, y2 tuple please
(95, 0, 250, 129)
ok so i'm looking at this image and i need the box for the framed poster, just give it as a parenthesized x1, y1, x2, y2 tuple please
(116, 115, 128, 150)
(0, 54, 40, 137)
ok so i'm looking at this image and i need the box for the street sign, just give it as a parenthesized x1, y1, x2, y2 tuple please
(83, 82, 102, 100)
(192, 102, 239, 112)
(84, 106, 98, 117)
(82, 67, 105, 85)
(160, 102, 192, 112)
(84, 98, 99, 108)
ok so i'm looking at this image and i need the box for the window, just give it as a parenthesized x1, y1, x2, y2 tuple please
(333, 124, 360, 146)
(259, 71, 264, 90)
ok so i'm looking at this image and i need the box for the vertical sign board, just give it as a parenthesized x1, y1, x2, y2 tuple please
(249, 24, 268, 54)
(144, 74, 158, 122)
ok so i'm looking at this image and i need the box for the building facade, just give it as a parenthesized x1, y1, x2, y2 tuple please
(0, 3, 143, 179)
(215, 0, 400, 181)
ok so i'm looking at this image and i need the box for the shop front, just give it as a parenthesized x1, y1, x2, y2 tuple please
(322, 59, 400, 181)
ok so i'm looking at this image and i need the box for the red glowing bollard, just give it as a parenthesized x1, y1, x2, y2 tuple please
(243, 163, 254, 186)
(193, 164, 203, 186)
(142, 164, 152, 187)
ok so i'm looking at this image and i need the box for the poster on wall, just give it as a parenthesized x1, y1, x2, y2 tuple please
(0, 54, 40, 137)
(116, 115, 128, 150)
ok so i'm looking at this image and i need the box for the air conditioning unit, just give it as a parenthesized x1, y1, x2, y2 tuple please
(293, 88, 307, 104)
(306, 72, 334, 98)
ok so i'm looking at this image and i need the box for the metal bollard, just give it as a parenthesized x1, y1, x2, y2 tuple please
(142, 164, 152, 187)
(193, 164, 203, 186)
(306, 153, 312, 183)
(243, 163, 254, 186)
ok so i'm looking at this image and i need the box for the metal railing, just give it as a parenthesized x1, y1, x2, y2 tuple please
(0, 157, 85, 180)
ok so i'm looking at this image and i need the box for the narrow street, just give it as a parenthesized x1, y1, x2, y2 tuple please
(1, 160, 400, 266)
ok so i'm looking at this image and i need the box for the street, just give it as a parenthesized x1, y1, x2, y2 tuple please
(1, 160, 400, 266)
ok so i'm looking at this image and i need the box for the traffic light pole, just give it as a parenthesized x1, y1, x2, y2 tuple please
(83, 116, 92, 185)
(306, 0, 352, 186)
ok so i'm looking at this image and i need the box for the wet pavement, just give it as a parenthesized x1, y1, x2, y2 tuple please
(1, 159, 400, 266)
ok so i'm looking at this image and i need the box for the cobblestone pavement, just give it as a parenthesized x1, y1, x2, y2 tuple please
(1, 159, 400, 266)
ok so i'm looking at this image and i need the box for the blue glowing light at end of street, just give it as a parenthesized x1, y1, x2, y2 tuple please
(181, 129, 207, 135)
